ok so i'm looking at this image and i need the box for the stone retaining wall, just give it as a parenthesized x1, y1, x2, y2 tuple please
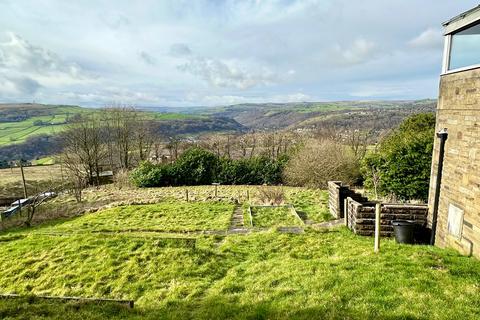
(329, 181, 428, 237)
(328, 181, 368, 219)
(346, 198, 428, 236)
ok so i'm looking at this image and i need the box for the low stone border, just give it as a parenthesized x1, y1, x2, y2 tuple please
(248, 204, 305, 228)
(0, 293, 134, 308)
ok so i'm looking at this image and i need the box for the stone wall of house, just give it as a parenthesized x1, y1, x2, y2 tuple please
(328, 181, 368, 219)
(346, 198, 428, 237)
(428, 67, 480, 258)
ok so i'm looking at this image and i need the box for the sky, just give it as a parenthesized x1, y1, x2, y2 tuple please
(0, 0, 478, 108)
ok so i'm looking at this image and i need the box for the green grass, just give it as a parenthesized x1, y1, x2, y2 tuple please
(0, 110, 83, 146)
(251, 206, 302, 228)
(0, 226, 478, 319)
(32, 157, 56, 165)
(0, 188, 478, 319)
(286, 189, 332, 223)
(38, 201, 235, 233)
(147, 112, 205, 121)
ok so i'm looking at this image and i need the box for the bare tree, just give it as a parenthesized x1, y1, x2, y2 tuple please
(284, 138, 360, 188)
(346, 129, 371, 160)
(24, 185, 60, 226)
(60, 114, 107, 186)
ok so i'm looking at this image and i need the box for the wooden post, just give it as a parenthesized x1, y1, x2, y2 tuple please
(212, 183, 220, 198)
(247, 190, 250, 202)
(19, 161, 28, 199)
(374, 203, 381, 253)
(344, 198, 349, 227)
(185, 189, 189, 202)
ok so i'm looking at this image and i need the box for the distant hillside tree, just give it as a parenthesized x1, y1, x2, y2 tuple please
(361, 113, 435, 201)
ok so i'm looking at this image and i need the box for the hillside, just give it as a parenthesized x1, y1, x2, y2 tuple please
(0, 104, 245, 147)
(0, 100, 436, 161)
(204, 99, 437, 131)
(0, 104, 88, 146)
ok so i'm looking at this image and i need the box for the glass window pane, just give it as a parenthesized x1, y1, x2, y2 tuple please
(449, 22, 480, 70)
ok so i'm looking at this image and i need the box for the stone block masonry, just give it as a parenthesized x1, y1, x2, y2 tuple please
(346, 198, 428, 237)
(328, 181, 368, 219)
(428, 67, 480, 258)
(329, 181, 428, 237)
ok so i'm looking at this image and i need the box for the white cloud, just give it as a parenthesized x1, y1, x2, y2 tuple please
(0, 76, 42, 96)
(189, 92, 314, 106)
(332, 38, 377, 66)
(0, 1, 475, 105)
(178, 56, 278, 90)
(138, 51, 156, 65)
(409, 28, 443, 50)
(169, 43, 192, 57)
(0, 32, 84, 78)
(0, 32, 95, 94)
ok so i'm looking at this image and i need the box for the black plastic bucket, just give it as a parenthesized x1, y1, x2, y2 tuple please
(392, 220, 415, 244)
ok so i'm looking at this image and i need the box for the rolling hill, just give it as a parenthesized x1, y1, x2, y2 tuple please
(0, 100, 436, 162)
(0, 103, 245, 148)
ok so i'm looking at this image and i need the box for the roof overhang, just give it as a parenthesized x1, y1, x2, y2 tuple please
(443, 5, 480, 35)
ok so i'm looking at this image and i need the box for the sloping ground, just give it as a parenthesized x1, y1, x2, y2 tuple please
(0, 187, 478, 319)
(0, 225, 478, 319)
(208, 100, 437, 131)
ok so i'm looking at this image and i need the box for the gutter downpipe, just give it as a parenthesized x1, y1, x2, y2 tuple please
(430, 128, 448, 246)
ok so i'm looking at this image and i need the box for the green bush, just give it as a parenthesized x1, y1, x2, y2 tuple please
(130, 147, 287, 187)
(175, 147, 219, 185)
(361, 113, 435, 201)
(130, 161, 175, 187)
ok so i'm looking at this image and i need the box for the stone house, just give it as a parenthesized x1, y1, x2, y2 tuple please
(428, 5, 480, 258)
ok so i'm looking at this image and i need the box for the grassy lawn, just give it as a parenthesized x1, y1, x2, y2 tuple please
(285, 188, 331, 223)
(0, 185, 477, 319)
(0, 225, 478, 319)
(3, 185, 331, 229)
(251, 206, 302, 228)
(37, 201, 235, 233)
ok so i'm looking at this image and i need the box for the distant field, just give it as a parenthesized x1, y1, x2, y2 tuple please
(0, 164, 63, 198)
(0, 105, 90, 146)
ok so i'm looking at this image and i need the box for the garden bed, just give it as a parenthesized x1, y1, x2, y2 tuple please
(250, 205, 303, 228)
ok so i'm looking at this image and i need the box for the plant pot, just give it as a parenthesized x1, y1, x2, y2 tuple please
(392, 220, 415, 244)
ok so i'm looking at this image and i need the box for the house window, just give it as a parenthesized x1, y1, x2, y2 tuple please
(449, 21, 480, 71)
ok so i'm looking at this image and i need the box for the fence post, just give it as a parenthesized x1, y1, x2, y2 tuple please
(185, 189, 189, 202)
(374, 203, 381, 253)
(344, 198, 348, 227)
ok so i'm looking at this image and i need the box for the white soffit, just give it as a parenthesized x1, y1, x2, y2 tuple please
(443, 5, 480, 35)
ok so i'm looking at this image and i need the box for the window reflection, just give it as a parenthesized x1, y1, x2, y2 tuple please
(449, 22, 480, 70)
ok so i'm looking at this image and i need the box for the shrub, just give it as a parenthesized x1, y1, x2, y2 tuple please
(130, 162, 175, 187)
(283, 139, 360, 188)
(361, 113, 435, 201)
(174, 147, 218, 185)
(130, 147, 287, 187)
(257, 186, 285, 205)
(113, 169, 132, 189)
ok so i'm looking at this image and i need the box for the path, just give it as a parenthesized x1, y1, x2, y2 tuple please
(311, 219, 344, 228)
(228, 206, 249, 234)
